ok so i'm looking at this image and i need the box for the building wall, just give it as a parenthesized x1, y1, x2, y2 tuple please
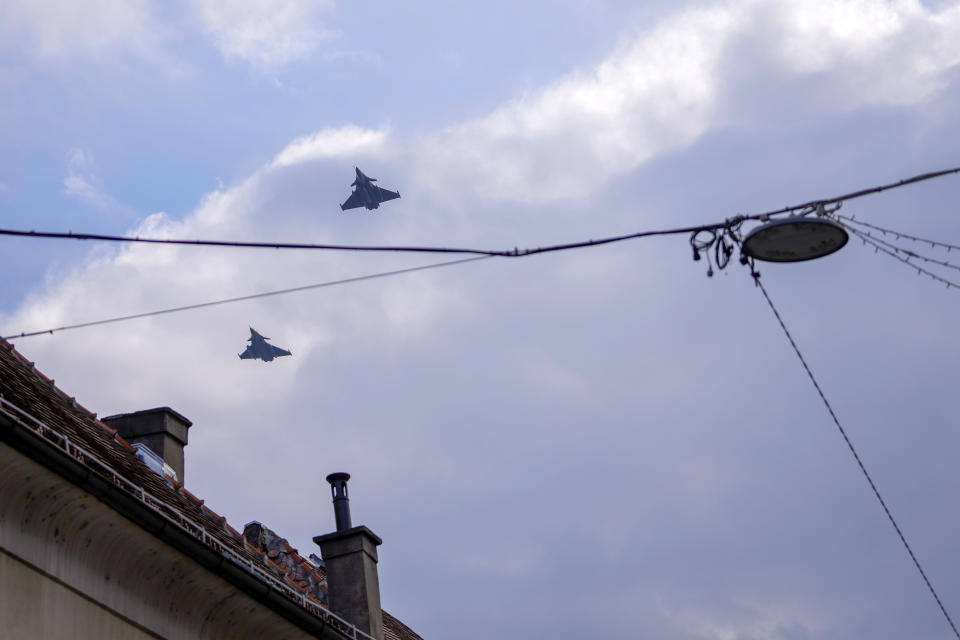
(1, 549, 160, 640)
(0, 442, 329, 640)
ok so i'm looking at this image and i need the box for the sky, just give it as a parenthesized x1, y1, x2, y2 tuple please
(2, 1, 960, 638)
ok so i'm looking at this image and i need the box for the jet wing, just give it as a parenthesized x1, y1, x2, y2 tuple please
(374, 186, 400, 204)
(239, 345, 258, 359)
(340, 190, 364, 211)
(270, 344, 292, 358)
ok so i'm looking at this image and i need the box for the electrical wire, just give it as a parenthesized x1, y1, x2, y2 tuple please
(0, 228, 500, 256)
(1, 256, 492, 341)
(838, 215, 960, 252)
(2, 166, 959, 259)
(845, 227, 960, 274)
(4, 164, 960, 633)
(0, 221, 743, 258)
(4, 166, 960, 340)
(845, 227, 960, 290)
(756, 166, 960, 218)
(752, 273, 960, 639)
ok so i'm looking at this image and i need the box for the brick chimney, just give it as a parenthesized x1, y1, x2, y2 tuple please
(313, 472, 384, 640)
(102, 407, 192, 483)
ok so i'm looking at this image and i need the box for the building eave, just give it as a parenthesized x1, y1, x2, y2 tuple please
(0, 399, 361, 640)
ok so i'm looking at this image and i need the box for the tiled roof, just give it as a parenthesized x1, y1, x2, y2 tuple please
(244, 521, 330, 606)
(383, 611, 424, 640)
(0, 338, 421, 640)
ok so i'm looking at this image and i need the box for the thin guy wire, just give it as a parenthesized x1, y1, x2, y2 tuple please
(838, 215, 960, 252)
(847, 227, 960, 289)
(2, 166, 959, 258)
(753, 274, 960, 639)
(844, 227, 960, 274)
(1, 256, 491, 340)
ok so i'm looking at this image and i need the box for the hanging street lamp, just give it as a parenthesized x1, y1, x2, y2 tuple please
(741, 215, 849, 263)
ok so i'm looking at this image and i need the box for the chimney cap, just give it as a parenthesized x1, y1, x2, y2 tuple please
(326, 472, 350, 484)
(103, 406, 193, 427)
(102, 407, 191, 483)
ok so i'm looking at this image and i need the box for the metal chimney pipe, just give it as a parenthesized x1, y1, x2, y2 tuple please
(326, 472, 352, 531)
(314, 472, 384, 639)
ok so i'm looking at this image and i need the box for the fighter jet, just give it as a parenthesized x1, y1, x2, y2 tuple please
(239, 328, 292, 362)
(340, 167, 401, 211)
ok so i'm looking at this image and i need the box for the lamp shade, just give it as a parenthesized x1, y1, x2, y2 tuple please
(742, 217, 848, 263)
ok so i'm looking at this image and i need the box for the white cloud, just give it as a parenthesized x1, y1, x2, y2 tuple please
(415, 0, 960, 203)
(192, 0, 334, 67)
(417, 5, 740, 201)
(0, 0, 160, 61)
(271, 125, 390, 168)
(0, 0, 336, 69)
(62, 148, 122, 212)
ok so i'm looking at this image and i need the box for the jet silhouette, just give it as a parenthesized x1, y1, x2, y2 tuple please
(239, 328, 292, 362)
(340, 167, 401, 211)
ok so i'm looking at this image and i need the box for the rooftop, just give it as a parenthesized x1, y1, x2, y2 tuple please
(0, 338, 421, 640)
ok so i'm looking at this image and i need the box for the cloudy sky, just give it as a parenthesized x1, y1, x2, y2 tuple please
(3, 1, 960, 638)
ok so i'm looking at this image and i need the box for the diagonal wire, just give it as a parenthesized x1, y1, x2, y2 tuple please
(753, 273, 960, 639)
(838, 215, 960, 252)
(846, 227, 960, 290)
(1, 255, 492, 341)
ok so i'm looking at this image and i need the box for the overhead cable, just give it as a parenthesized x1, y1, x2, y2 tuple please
(4, 166, 960, 341)
(1, 256, 491, 341)
(0, 228, 499, 257)
(0, 220, 756, 258)
(752, 272, 960, 639)
(1, 166, 958, 259)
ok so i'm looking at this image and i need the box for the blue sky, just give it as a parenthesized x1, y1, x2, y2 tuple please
(3, 1, 960, 638)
